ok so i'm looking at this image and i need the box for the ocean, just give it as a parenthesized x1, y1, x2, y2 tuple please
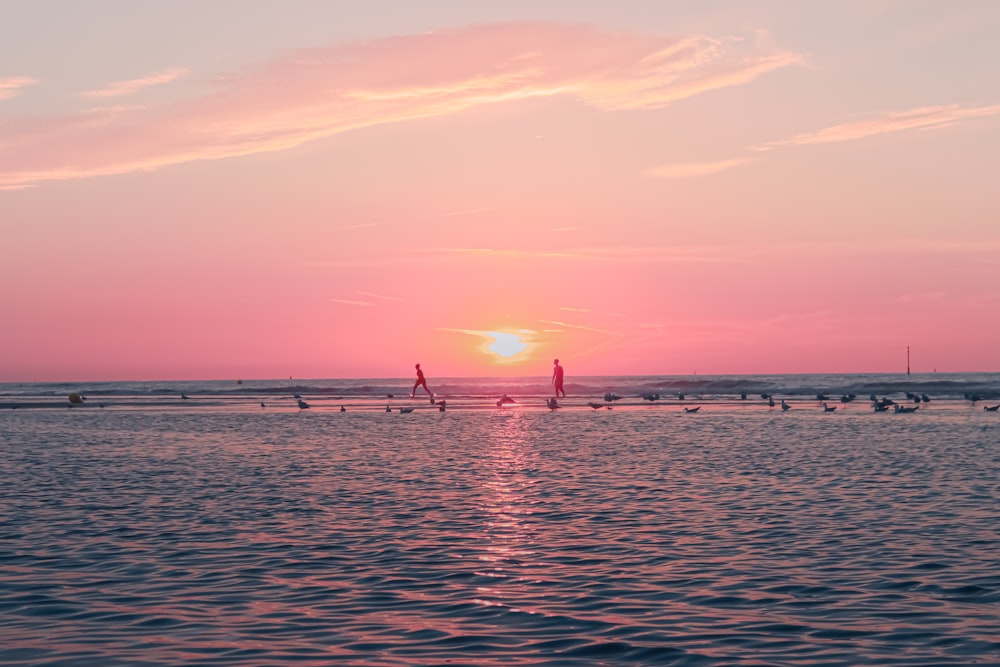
(1, 373, 998, 665)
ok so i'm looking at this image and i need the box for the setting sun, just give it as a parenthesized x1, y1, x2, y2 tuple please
(486, 332, 526, 358)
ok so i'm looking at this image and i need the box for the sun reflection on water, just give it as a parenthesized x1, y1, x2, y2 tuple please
(473, 412, 539, 605)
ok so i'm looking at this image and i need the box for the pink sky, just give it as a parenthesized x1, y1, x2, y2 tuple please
(2, 2, 999, 381)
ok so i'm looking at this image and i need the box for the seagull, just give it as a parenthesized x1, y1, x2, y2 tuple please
(768, 396, 775, 408)
(683, 406, 700, 413)
(822, 403, 837, 412)
(496, 394, 517, 407)
(399, 407, 415, 414)
(181, 393, 190, 400)
(546, 398, 559, 411)
(438, 400, 447, 412)
(894, 405, 918, 414)
(587, 402, 608, 410)
(984, 404, 1000, 412)
(604, 393, 622, 402)
(874, 403, 889, 412)
(781, 400, 790, 411)
(293, 393, 301, 399)
(678, 393, 685, 400)
(340, 405, 346, 412)
(817, 394, 830, 401)
(260, 402, 266, 409)
(297, 399, 310, 409)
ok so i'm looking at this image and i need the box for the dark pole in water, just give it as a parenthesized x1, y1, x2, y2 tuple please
(907, 346, 910, 376)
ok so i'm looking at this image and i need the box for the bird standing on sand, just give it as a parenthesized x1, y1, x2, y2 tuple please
(399, 407, 415, 414)
(340, 405, 346, 412)
(297, 399, 310, 409)
(822, 403, 837, 412)
(438, 400, 447, 412)
(587, 402, 608, 410)
(781, 399, 790, 411)
(546, 398, 559, 411)
(983, 404, 999, 412)
(683, 406, 700, 413)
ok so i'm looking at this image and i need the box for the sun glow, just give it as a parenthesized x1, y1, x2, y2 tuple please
(486, 332, 526, 358)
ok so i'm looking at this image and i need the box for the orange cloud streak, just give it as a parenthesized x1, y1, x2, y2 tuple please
(755, 103, 1000, 150)
(81, 68, 189, 98)
(0, 76, 37, 100)
(0, 23, 797, 188)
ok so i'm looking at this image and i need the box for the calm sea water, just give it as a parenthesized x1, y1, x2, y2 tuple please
(2, 375, 999, 665)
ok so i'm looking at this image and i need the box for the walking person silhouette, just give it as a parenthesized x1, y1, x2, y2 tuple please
(552, 359, 566, 398)
(411, 363, 433, 399)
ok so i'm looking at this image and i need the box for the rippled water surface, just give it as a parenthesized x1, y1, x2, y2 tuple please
(2, 407, 999, 665)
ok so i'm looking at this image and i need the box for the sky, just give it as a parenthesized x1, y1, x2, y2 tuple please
(2, 1, 999, 381)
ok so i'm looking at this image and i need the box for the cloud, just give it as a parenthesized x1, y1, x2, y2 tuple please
(0, 22, 798, 188)
(330, 298, 373, 307)
(754, 103, 1000, 150)
(646, 158, 751, 178)
(540, 319, 613, 334)
(81, 68, 189, 98)
(0, 76, 37, 100)
(413, 245, 749, 264)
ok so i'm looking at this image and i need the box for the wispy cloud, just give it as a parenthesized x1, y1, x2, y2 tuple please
(0, 76, 37, 100)
(413, 245, 749, 264)
(0, 23, 797, 188)
(754, 103, 1000, 150)
(330, 298, 373, 307)
(81, 68, 189, 98)
(540, 319, 613, 334)
(646, 158, 751, 178)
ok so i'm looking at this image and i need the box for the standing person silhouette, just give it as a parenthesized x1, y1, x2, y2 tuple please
(411, 363, 432, 398)
(552, 359, 566, 398)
